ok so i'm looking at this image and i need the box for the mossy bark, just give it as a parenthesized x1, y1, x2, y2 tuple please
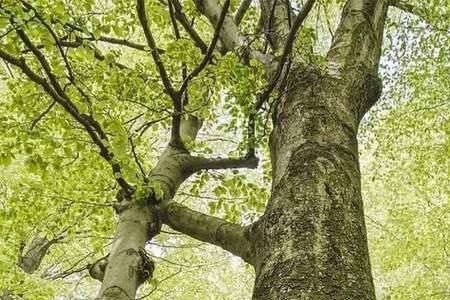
(251, 67, 381, 299)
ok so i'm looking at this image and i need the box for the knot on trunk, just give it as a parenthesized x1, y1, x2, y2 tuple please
(88, 256, 109, 282)
(345, 63, 383, 120)
(358, 73, 382, 117)
(137, 249, 155, 285)
(147, 206, 162, 239)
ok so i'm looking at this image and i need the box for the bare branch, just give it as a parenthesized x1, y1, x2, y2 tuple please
(171, 0, 208, 53)
(234, 0, 252, 26)
(160, 202, 254, 264)
(137, 0, 183, 147)
(178, 0, 231, 96)
(168, 0, 181, 39)
(193, 0, 270, 64)
(18, 235, 63, 274)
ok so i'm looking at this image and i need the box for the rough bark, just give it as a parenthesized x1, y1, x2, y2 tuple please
(248, 1, 389, 299)
(251, 67, 379, 299)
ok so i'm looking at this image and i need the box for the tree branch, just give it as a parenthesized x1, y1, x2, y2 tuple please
(136, 0, 178, 101)
(388, 0, 422, 17)
(186, 156, 259, 172)
(160, 202, 254, 264)
(388, 0, 444, 29)
(0, 46, 132, 195)
(171, 0, 208, 54)
(246, 0, 315, 156)
(234, 0, 252, 25)
(30, 100, 56, 130)
(255, 0, 316, 111)
(327, 0, 389, 75)
(259, 0, 294, 51)
(178, 0, 230, 96)
(61, 21, 154, 52)
(18, 235, 62, 274)
(137, 0, 183, 147)
(193, 0, 270, 64)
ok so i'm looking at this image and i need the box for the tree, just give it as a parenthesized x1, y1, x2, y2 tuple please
(0, 0, 448, 299)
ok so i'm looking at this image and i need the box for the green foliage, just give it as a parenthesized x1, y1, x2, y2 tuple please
(361, 5, 450, 299)
(0, 0, 449, 299)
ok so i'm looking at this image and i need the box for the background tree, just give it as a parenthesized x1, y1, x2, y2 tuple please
(0, 0, 449, 299)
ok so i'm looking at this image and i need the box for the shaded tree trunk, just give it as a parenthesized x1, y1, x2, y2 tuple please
(246, 1, 389, 298)
(252, 68, 379, 299)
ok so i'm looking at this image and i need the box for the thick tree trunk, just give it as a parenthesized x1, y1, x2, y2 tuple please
(251, 66, 381, 299)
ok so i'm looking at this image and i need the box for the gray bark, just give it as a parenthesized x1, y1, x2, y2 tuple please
(96, 117, 202, 299)
(18, 235, 58, 274)
(251, 67, 379, 299)
(161, 201, 255, 264)
(96, 205, 157, 300)
(96, 116, 257, 299)
(248, 1, 389, 299)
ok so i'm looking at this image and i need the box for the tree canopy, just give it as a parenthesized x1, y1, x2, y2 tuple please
(0, 0, 449, 299)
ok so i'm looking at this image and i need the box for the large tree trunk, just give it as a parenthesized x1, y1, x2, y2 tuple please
(248, 1, 388, 298)
(251, 67, 380, 299)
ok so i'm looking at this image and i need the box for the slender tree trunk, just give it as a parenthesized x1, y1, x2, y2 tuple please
(96, 205, 157, 300)
(251, 67, 381, 299)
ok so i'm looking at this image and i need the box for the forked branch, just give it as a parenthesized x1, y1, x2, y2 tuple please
(178, 0, 231, 96)
(171, 0, 208, 53)
(247, 0, 316, 156)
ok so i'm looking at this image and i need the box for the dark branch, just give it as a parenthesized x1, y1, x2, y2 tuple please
(0, 46, 132, 195)
(234, 0, 252, 26)
(178, 0, 231, 96)
(247, 0, 315, 156)
(136, 0, 178, 101)
(30, 100, 56, 131)
(256, 0, 316, 111)
(136, 0, 183, 147)
(171, 0, 208, 53)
